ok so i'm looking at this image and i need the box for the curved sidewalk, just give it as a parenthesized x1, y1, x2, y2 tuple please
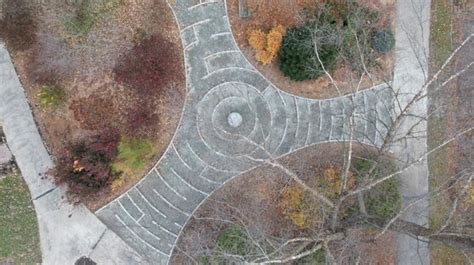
(0, 42, 143, 265)
(95, 0, 395, 264)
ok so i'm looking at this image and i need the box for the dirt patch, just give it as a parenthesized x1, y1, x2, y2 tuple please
(227, 0, 395, 99)
(171, 143, 396, 264)
(1, 0, 185, 210)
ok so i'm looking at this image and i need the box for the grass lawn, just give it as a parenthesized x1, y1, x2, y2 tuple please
(430, 0, 453, 67)
(0, 175, 41, 264)
(428, 0, 471, 263)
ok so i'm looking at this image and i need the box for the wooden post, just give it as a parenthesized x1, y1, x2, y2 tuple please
(239, 0, 250, 18)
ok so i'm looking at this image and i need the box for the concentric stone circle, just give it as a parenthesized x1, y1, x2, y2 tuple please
(198, 82, 271, 157)
(227, 112, 242, 128)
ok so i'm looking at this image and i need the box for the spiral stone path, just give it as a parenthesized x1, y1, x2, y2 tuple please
(96, 0, 395, 263)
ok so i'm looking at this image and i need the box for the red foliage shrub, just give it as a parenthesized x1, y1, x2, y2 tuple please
(0, 0, 37, 51)
(70, 94, 118, 131)
(125, 99, 160, 137)
(55, 129, 120, 196)
(113, 34, 180, 95)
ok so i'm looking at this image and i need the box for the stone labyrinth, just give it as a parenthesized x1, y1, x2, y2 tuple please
(96, 0, 395, 263)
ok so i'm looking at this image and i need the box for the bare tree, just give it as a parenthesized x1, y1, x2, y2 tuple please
(172, 6, 474, 263)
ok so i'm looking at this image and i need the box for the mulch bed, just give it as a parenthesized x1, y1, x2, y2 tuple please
(226, 0, 396, 99)
(1, 0, 185, 210)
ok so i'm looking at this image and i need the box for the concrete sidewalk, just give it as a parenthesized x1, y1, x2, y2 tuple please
(392, 0, 431, 264)
(0, 42, 144, 265)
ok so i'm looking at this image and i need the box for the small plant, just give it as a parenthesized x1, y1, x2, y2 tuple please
(132, 28, 147, 45)
(352, 158, 401, 220)
(247, 25, 285, 65)
(64, 0, 123, 36)
(56, 130, 121, 196)
(111, 137, 156, 191)
(115, 138, 153, 171)
(371, 30, 395, 53)
(64, 0, 96, 36)
(278, 185, 311, 229)
(364, 177, 401, 220)
(296, 249, 325, 265)
(37, 84, 65, 109)
(216, 226, 251, 257)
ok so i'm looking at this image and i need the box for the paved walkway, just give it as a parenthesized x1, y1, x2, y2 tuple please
(392, 0, 431, 264)
(96, 0, 395, 263)
(0, 42, 143, 264)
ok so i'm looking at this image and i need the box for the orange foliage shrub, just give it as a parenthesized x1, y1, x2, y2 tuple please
(266, 25, 285, 55)
(255, 50, 273, 65)
(320, 166, 355, 198)
(247, 25, 286, 65)
(248, 29, 266, 50)
(278, 185, 309, 229)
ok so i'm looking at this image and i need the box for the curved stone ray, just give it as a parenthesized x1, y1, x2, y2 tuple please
(95, 0, 395, 263)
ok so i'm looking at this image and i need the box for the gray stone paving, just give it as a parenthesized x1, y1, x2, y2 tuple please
(95, 0, 396, 263)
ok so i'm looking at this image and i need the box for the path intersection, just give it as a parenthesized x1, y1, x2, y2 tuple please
(96, 0, 395, 263)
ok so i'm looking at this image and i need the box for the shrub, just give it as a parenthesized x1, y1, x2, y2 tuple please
(0, 0, 37, 51)
(278, 26, 338, 81)
(255, 49, 273, 65)
(56, 130, 121, 196)
(37, 84, 66, 109)
(353, 158, 401, 220)
(371, 30, 395, 53)
(278, 185, 310, 229)
(247, 25, 285, 65)
(364, 177, 401, 220)
(266, 25, 285, 55)
(278, 1, 382, 80)
(114, 34, 180, 95)
(216, 226, 251, 257)
(247, 29, 266, 50)
(315, 166, 355, 199)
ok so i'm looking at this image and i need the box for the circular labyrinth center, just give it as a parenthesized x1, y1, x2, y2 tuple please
(227, 112, 243, 128)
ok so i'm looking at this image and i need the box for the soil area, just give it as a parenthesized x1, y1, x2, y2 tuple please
(227, 0, 396, 99)
(0, 0, 185, 210)
(171, 143, 396, 264)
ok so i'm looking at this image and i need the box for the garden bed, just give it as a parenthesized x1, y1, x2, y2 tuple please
(0, 0, 185, 210)
(171, 143, 398, 264)
(227, 0, 396, 99)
